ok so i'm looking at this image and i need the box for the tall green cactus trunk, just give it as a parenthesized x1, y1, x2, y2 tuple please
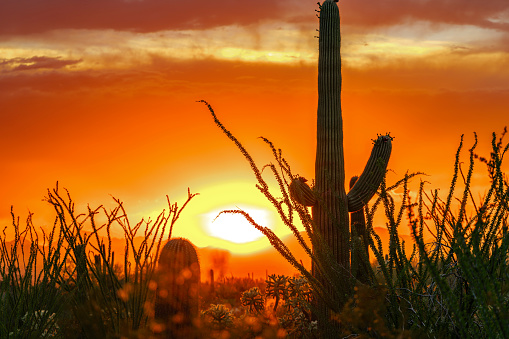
(291, 0, 392, 325)
(314, 0, 349, 274)
(202, 0, 392, 333)
(312, 2, 350, 330)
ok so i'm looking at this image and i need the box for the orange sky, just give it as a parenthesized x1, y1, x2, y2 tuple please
(1, 0, 508, 277)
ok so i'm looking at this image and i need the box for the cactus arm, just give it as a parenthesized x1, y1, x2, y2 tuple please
(289, 177, 316, 206)
(347, 135, 392, 212)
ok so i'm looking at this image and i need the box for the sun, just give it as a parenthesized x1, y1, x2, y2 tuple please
(167, 181, 285, 254)
(203, 207, 271, 244)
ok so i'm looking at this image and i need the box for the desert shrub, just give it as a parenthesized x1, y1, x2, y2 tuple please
(0, 210, 68, 338)
(203, 275, 265, 309)
(202, 92, 508, 337)
(201, 274, 317, 338)
(0, 183, 196, 338)
(201, 303, 235, 330)
(356, 130, 508, 338)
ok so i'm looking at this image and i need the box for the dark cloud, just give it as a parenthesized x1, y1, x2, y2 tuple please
(4, 0, 507, 41)
(340, 0, 509, 31)
(1, 56, 82, 71)
(0, 0, 300, 36)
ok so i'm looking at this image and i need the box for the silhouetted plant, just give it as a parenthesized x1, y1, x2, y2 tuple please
(200, 97, 335, 315)
(201, 304, 235, 330)
(300, 4, 392, 329)
(0, 209, 68, 338)
(0, 183, 196, 338)
(355, 129, 509, 337)
(240, 286, 265, 314)
(265, 274, 288, 311)
(206, 274, 317, 338)
(276, 276, 316, 338)
(200, 1, 393, 333)
(406, 131, 509, 337)
(199, 2, 508, 333)
(202, 274, 263, 309)
(154, 237, 201, 338)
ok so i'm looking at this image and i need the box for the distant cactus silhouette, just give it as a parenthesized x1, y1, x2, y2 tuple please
(209, 269, 215, 294)
(154, 238, 200, 338)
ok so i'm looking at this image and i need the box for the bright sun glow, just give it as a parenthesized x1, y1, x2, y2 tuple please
(203, 207, 271, 244)
(165, 181, 289, 255)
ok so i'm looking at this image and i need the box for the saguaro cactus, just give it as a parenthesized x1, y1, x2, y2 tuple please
(290, 0, 392, 307)
(154, 237, 201, 338)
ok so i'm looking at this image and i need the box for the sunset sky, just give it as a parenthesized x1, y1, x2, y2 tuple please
(1, 0, 508, 275)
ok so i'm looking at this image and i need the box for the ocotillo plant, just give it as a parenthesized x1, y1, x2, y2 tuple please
(289, 0, 392, 318)
(154, 237, 201, 338)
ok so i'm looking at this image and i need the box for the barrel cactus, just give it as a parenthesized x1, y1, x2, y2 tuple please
(289, 0, 392, 311)
(154, 237, 201, 337)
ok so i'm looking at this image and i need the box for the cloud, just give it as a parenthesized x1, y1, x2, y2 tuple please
(0, 0, 303, 36)
(340, 0, 509, 31)
(0, 56, 82, 71)
(0, 22, 319, 74)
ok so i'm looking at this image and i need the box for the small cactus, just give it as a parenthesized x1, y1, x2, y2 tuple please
(240, 287, 265, 314)
(154, 238, 201, 338)
(209, 269, 215, 294)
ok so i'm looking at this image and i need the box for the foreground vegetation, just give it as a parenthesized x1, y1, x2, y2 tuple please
(205, 88, 509, 339)
(0, 186, 197, 338)
(1, 129, 508, 338)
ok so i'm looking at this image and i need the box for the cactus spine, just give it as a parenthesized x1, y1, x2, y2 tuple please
(154, 237, 200, 338)
(291, 0, 392, 309)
